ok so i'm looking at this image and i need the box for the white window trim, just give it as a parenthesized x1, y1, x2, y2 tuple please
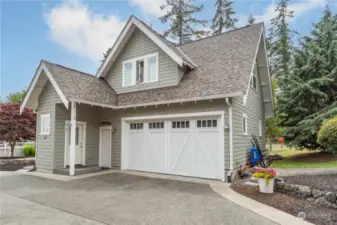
(40, 114, 50, 135)
(259, 119, 262, 137)
(122, 53, 159, 87)
(242, 113, 248, 135)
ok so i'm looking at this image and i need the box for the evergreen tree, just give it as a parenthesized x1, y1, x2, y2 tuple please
(268, 0, 297, 88)
(211, 0, 237, 35)
(247, 13, 256, 25)
(159, 0, 207, 44)
(278, 5, 337, 150)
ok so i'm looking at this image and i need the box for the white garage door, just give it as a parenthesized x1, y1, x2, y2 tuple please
(124, 116, 224, 180)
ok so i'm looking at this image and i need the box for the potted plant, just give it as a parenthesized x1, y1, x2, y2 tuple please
(253, 168, 276, 193)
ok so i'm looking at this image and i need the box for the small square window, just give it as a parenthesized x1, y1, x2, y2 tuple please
(212, 120, 217, 127)
(197, 120, 201, 128)
(181, 121, 185, 128)
(172, 122, 176, 128)
(186, 121, 190, 128)
(202, 120, 206, 127)
(207, 120, 212, 127)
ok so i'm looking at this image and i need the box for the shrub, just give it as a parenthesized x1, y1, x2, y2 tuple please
(23, 145, 35, 157)
(317, 116, 337, 154)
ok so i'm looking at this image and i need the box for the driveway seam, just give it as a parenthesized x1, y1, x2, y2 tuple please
(1, 192, 108, 225)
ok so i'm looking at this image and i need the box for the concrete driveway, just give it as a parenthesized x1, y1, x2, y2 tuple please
(0, 172, 278, 225)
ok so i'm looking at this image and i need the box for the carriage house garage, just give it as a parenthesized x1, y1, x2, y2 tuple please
(20, 16, 273, 182)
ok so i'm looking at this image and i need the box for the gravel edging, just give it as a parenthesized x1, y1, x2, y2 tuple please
(277, 168, 337, 177)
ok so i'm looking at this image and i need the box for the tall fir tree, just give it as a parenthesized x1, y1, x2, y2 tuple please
(277, 5, 337, 150)
(159, 0, 207, 44)
(247, 13, 256, 25)
(268, 0, 297, 89)
(211, 0, 237, 35)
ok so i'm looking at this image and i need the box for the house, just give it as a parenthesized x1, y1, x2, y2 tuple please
(20, 16, 273, 182)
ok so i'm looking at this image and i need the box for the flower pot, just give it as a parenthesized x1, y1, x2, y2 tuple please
(258, 178, 274, 193)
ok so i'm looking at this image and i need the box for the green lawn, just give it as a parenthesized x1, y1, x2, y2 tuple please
(269, 147, 337, 168)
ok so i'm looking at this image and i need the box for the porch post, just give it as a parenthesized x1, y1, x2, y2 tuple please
(69, 101, 77, 176)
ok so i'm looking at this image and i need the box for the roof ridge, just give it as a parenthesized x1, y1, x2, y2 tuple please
(177, 22, 264, 46)
(42, 60, 95, 78)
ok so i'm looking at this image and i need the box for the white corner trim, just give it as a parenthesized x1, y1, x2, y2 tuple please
(99, 126, 112, 168)
(20, 62, 69, 114)
(243, 27, 263, 107)
(242, 113, 248, 135)
(96, 16, 187, 78)
(225, 98, 233, 171)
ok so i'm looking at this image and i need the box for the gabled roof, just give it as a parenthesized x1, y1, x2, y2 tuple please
(96, 16, 197, 78)
(117, 23, 265, 106)
(20, 60, 117, 113)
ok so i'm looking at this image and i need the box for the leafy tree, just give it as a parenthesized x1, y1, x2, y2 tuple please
(317, 116, 337, 154)
(268, 0, 297, 88)
(277, 5, 337, 150)
(0, 103, 36, 157)
(247, 13, 256, 25)
(159, 0, 208, 44)
(211, 0, 237, 35)
(266, 79, 283, 151)
(7, 90, 26, 103)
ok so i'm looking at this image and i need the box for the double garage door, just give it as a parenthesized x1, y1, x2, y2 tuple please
(123, 116, 224, 180)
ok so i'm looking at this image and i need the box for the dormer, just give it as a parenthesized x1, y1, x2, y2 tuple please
(96, 16, 196, 94)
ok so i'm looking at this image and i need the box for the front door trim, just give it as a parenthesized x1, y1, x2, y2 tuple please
(64, 120, 87, 168)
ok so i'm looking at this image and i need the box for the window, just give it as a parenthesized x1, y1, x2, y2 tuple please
(197, 119, 217, 128)
(123, 62, 133, 86)
(130, 123, 143, 130)
(251, 62, 258, 90)
(122, 53, 158, 86)
(40, 114, 50, 135)
(242, 114, 247, 135)
(172, 121, 190, 129)
(149, 122, 164, 129)
(259, 120, 262, 137)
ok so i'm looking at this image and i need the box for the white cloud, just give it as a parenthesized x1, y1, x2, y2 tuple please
(129, 0, 166, 17)
(45, 0, 125, 62)
(238, 0, 326, 27)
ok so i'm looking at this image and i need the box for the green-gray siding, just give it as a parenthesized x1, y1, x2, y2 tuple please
(53, 104, 100, 169)
(232, 70, 266, 167)
(36, 81, 61, 173)
(105, 28, 180, 93)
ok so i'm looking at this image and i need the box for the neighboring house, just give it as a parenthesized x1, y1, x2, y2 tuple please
(20, 16, 273, 182)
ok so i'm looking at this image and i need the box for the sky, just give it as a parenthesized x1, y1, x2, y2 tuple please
(1, 0, 336, 100)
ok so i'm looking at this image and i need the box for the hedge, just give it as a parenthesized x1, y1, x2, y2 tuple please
(317, 116, 337, 154)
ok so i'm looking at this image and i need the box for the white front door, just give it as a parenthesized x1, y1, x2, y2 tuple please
(124, 116, 223, 180)
(99, 127, 112, 168)
(65, 124, 83, 166)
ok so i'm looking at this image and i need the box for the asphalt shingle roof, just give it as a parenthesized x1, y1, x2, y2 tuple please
(41, 22, 263, 108)
(43, 61, 117, 106)
(117, 23, 263, 106)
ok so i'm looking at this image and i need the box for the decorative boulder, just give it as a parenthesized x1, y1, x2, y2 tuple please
(298, 185, 312, 198)
(325, 192, 336, 203)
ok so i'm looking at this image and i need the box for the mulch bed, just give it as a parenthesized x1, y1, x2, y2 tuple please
(0, 156, 26, 159)
(231, 179, 337, 225)
(290, 152, 337, 162)
(284, 174, 337, 192)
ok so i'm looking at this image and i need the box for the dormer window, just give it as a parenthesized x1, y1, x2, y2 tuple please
(123, 53, 158, 87)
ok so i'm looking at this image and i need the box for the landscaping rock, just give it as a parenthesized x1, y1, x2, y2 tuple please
(275, 177, 284, 182)
(325, 192, 336, 203)
(283, 183, 294, 191)
(306, 197, 314, 202)
(315, 197, 326, 206)
(312, 189, 323, 198)
(275, 181, 284, 189)
(298, 185, 312, 198)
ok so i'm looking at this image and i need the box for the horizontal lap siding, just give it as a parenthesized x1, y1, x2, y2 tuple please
(36, 81, 61, 173)
(99, 100, 229, 176)
(54, 104, 100, 169)
(232, 73, 266, 167)
(106, 28, 179, 93)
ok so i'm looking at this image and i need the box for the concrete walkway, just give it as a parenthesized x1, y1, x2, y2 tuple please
(277, 168, 337, 177)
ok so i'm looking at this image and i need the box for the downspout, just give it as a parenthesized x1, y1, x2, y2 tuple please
(225, 97, 234, 182)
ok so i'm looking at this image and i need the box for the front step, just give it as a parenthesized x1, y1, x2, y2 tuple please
(53, 166, 102, 176)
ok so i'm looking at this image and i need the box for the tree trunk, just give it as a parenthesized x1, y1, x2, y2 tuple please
(10, 142, 15, 157)
(269, 137, 273, 152)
